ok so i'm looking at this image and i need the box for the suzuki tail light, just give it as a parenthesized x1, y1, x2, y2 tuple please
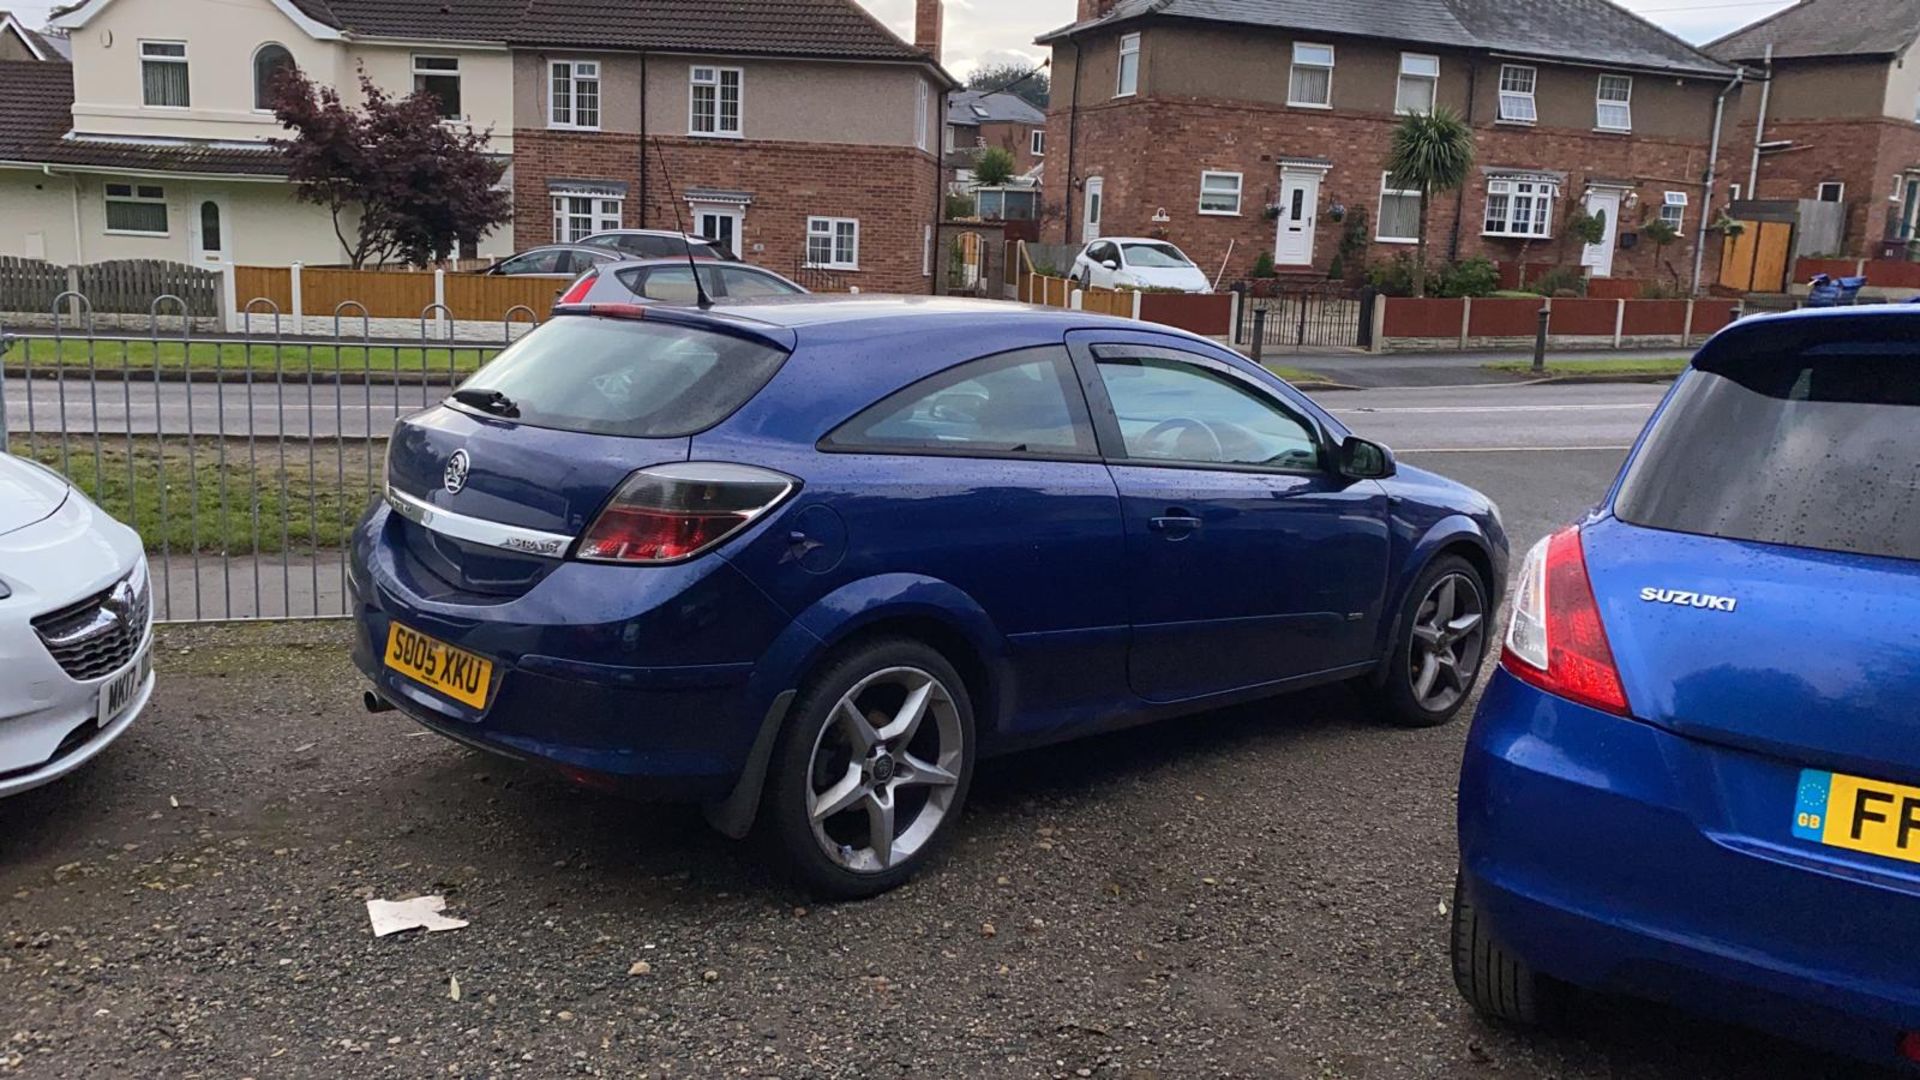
(1501, 526, 1631, 716)
(575, 463, 797, 564)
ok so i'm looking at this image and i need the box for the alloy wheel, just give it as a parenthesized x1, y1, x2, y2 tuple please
(1408, 573, 1487, 713)
(804, 666, 964, 874)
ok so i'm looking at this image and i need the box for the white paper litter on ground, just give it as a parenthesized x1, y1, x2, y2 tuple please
(366, 895, 468, 937)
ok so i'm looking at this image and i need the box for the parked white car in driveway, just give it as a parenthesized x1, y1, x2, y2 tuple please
(0, 453, 153, 796)
(1068, 238, 1213, 293)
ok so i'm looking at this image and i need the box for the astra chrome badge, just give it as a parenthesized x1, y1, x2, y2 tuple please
(443, 449, 471, 495)
(1641, 587, 1737, 613)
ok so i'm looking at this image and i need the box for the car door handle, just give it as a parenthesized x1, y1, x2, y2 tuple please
(1149, 514, 1204, 533)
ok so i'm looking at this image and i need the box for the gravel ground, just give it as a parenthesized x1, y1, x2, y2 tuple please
(0, 619, 1890, 1080)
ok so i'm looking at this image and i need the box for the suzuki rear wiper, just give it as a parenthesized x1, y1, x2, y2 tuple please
(452, 388, 520, 418)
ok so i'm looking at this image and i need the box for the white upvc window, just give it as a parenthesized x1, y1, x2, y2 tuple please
(916, 80, 930, 150)
(551, 194, 622, 243)
(806, 216, 860, 270)
(923, 223, 933, 278)
(1288, 43, 1334, 108)
(1498, 64, 1537, 124)
(1596, 74, 1632, 132)
(1030, 129, 1045, 156)
(1198, 171, 1243, 215)
(140, 40, 189, 108)
(549, 60, 601, 129)
(104, 182, 169, 236)
(1817, 181, 1845, 202)
(1660, 191, 1688, 233)
(1115, 33, 1140, 97)
(1483, 177, 1556, 238)
(412, 55, 462, 119)
(1396, 53, 1439, 116)
(1377, 173, 1422, 243)
(690, 66, 743, 137)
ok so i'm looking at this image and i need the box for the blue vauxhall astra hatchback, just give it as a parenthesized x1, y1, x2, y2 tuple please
(1455, 307, 1920, 1066)
(350, 296, 1507, 898)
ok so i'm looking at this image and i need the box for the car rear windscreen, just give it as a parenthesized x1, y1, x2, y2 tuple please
(1615, 354, 1918, 562)
(450, 317, 787, 438)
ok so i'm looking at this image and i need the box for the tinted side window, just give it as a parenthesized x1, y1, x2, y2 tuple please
(1097, 356, 1320, 469)
(720, 267, 801, 298)
(824, 347, 1097, 457)
(500, 250, 565, 275)
(617, 265, 722, 303)
(1615, 354, 1919, 561)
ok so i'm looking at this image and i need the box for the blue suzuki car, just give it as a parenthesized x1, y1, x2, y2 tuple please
(1455, 307, 1920, 1066)
(350, 296, 1507, 898)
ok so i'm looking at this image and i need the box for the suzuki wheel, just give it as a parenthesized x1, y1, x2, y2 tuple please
(765, 639, 974, 900)
(1451, 874, 1563, 1027)
(1360, 555, 1489, 728)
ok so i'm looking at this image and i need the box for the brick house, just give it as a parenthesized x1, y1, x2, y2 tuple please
(1036, 0, 1742, 290)
(945, 89, 1048, 190)
(509, 0, 953, 294)
(1707, 0, 1920, 257)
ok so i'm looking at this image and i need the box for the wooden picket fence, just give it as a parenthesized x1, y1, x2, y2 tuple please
(0, 256, 220, 317)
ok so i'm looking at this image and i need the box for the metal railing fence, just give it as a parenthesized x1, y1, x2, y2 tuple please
(1, 294, 540, 623)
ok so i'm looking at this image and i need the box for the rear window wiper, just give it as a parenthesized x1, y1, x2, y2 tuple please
(452, 388, 520, 418)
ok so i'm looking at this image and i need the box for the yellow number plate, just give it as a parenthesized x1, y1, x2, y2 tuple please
(1794, 769, 1920, 866)
(384, 623, 492, 710)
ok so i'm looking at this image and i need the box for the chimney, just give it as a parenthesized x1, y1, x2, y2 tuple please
(1077, 0, 1117, 20)
(914, 0, 943, 61)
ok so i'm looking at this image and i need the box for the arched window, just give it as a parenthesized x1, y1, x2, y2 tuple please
(253, 44, 295, 110)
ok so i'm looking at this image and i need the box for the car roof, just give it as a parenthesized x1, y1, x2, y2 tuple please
(1695, 304, 1920, 367)
(634, 293, 1190, 342)
(1089, 237, 1182, 246)
(583, 229, 709, 239)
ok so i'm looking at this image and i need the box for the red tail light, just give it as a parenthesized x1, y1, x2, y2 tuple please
(1500, 526, 1631, 716)
(557, 269, 599, 306)
(576, 463, 797, 564)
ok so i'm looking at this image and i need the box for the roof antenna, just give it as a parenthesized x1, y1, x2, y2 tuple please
(649, 136, 715, 310)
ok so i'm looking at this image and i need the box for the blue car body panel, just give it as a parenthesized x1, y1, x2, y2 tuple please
(350, 297, 1505, 810)
(1459, 305, 1920, 1066)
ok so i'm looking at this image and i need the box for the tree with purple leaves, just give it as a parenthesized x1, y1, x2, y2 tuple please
(269, 69, 512, 269)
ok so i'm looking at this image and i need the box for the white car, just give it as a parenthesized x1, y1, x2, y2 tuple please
(1069, 238, 1213, 294)
(0, 452, 153, 796)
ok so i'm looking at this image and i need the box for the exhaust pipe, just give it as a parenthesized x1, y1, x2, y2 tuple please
(363, 690, 397, 714)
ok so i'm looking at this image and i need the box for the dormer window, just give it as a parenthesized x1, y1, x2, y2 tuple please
(140, 41, 189, 108)
(253, 44, 295, 111)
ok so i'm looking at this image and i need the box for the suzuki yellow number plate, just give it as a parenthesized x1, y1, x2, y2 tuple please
(384, 623, 492, 709)
(1794, 769, 1920, 866)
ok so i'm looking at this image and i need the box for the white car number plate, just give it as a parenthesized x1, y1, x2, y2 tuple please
(99, 648, 152, 725)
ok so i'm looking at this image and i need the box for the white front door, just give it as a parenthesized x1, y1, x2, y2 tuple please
(190, 193, 230, 264)
(1083, 177, 1104, 241)
(1274, 172, 1320, 266)
(1581, 190, 1621, 277)
(694, 207, 742, 259)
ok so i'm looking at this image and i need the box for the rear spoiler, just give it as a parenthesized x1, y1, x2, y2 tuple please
(1695, 307, 1920, 374)
(550, 302, 798, 353)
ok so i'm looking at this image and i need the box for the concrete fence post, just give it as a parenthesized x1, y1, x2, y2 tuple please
(1069, 288, 1083, 311)
(1531, 300, 1551, 375)
(1682, 298, 1697, 347)
(1370, 295, 1388, 354)
(1458, 296, 1472, 351)
(1613, 299, 1626, 348)
(1228, 288, 1243, 345)
(433, 268, 448, 337)
(1130, 289, 1143, 321)
(289, 261, 304, 328)
(220, 260, 241, 333)
(64, 265, 81, 322)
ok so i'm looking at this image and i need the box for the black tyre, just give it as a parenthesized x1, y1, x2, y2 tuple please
(763, 638, 975, 900)
(1358, 554, 1490, 728)
(1451, 874, 1562, 1027)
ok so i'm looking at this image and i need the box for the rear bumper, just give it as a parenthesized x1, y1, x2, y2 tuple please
(350, 506, 792, 799)
(1460, 667, 1920, 1066)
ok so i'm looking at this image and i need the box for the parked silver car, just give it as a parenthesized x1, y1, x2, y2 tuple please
(560, 258, 807, 307)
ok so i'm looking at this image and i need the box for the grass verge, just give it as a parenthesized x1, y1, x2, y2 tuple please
(1267, 365, 1331, 384)
(4, 337, 498, 375)
(22, 436, 377, 554)
(1483, 357, 1688, 378)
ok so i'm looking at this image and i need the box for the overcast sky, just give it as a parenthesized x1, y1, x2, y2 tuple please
(10, 0, 1795, 79)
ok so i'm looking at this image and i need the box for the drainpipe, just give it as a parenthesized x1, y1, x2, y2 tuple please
(1747, 44, 1772, 197)
(1447, 57, 1481, 263)
(1692, 68, 1746, 295)
(1064, 36, 1083, 244)
(638, 52, 649, 228)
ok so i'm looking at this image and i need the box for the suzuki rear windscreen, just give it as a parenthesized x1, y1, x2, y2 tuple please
(450, 317, 787, 438)
(1615, 353, 1918, 562)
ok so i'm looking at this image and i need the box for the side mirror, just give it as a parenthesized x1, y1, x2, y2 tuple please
(1102, 259, 1120, 270)
(1338, 436, 1396, 480)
